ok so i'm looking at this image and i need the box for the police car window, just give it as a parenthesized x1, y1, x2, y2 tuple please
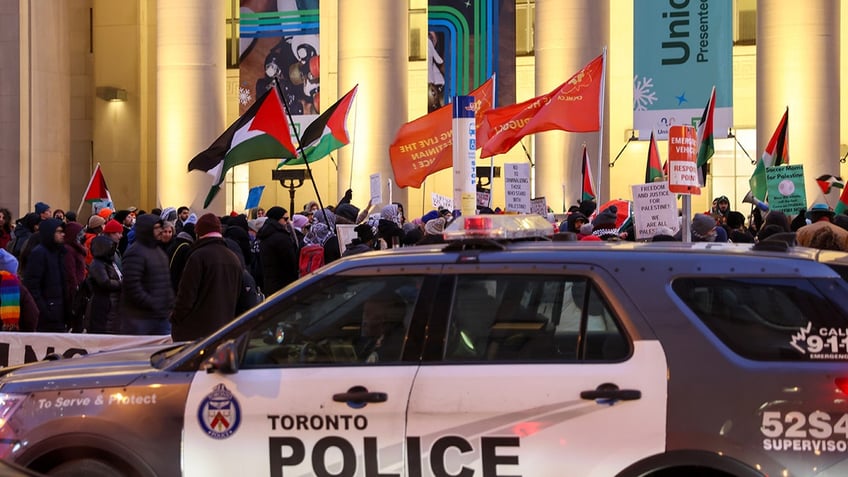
(444, 275, 628, 362)
(674, 277, 848, 361)
(242, 275, 423, 367)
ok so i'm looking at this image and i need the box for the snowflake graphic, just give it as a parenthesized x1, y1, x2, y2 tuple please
(238, 87, 253, 106)
(633, 75, 658, 111)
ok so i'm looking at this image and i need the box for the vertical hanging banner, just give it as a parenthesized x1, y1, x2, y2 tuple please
(239, 0, 320, 139)
(633, 0, 732, 140)
(452, 96, 477, 217)
(668, 125, 700, 195)
(428, 0, 514, 113)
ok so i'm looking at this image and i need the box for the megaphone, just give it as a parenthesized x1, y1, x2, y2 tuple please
(743, 191, 769, 212)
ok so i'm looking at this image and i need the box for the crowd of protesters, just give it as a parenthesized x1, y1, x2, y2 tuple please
(0, 191, 844, 340)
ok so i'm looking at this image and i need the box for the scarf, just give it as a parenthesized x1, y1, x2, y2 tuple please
(0, 271, 21, 331)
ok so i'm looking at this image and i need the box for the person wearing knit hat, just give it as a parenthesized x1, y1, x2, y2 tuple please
(342, 223, 376, 256)
(591, 206, 619, 240)
(291, 214, 309, 233)
(34, 202, 51, 220)
(103, 219, 123, 235)
(691, 213, 718, 242)
(194, 213, 222, 238)
(87, 215, 106, 231)
(97, 208, 113, 220)
(171, 213, 243, 342)
(265, 206, 288, 222)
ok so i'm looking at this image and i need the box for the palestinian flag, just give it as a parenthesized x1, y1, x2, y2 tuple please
(581, 145, 596, 202)
(82, 163, 112, 203)
(749, 108, 789, 201)
(816, 174, 844, 195)
(189, 86, 297, 208)
(645, 131, 664, 183)
(696, 86, 716, 186)
(280, 85, 359, 167)
(836, 185, 848, 215)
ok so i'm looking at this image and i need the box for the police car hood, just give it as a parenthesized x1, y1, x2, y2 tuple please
(0, 343, 182, 391)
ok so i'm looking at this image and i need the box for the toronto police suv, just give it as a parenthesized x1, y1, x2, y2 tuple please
(1, 215, 848, 476)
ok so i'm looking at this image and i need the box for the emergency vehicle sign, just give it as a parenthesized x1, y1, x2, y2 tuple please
(667, 125, 700, 195)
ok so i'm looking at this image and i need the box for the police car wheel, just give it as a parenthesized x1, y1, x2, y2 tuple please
(48, 458, 124, 477)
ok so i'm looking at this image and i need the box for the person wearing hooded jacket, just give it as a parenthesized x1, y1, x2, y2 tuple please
(21, 218, 68, 332)
(118, 214, 175, 335)
(87, 235, 122, 333)
(258, 207, 299, 295)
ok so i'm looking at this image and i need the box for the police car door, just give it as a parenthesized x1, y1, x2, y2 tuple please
(407, 265, 667, 476)
(183, 271, 433, 477)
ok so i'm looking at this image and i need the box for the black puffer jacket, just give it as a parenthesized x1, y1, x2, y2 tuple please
(87, 235, 122, 334)
(257, 219, 299, 295)
(22, 219, 67, 332)
(118, 214, 174, 335)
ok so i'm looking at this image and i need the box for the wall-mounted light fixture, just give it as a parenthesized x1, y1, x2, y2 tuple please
(96, 86, 128, 102)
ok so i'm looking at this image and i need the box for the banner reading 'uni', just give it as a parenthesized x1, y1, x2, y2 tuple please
(633, 0, 733, 140)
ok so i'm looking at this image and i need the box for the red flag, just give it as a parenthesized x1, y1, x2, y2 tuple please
(645, 131, 665, 183)
(480, 54, 603, 157)
(82, 163, 112, 203)
(389, 77, 495, 188)
(581, 146, 595, 202)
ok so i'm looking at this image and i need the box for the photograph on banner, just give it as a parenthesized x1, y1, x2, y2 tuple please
(370, 173, 382, 206)
(504, 162, 531, 213)
(477, 190, 491, 207)
(631, 182, 679, 240)
(91, 200, 114, 216)
(633, 0, 733, 140)
(765, 165, 806, 215)
(530, 197, 548, 216)
(239, 0, 319, 137)
(336, 224, 357, 256)
(431, 192, 454, 212)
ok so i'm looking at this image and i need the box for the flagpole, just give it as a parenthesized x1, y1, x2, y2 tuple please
(76, 163, 100, 217)
(274, 80, 330, 230)
(596, 47, 607, 205)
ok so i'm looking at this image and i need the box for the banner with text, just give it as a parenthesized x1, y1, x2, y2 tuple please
(766, 164, 807, 215)
(633, 0, 733, 140)
(0, 333, 172, 368)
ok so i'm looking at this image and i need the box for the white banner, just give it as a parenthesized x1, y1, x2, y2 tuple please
(504, 162, 531, 213)
(631, 182, 679, 240)
(0, 333, 173, 367)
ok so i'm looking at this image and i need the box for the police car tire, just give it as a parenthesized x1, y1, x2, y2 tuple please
(48, 458, 124, 477)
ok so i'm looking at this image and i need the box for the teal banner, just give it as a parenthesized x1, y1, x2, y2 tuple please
(633, 0, 733, 140)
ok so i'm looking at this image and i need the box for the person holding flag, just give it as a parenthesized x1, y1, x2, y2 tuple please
(749, 108, 789, 202)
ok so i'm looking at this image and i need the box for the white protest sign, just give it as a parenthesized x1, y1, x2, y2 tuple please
(530, 197, 548, 216)
(477, 190, 491, 207)
(504, 163, 531, 213)
(370, 173, 382, 206)
(336, 224, 357, 256)
(431, 192, 454, 211)
(631, 182, 679, 240)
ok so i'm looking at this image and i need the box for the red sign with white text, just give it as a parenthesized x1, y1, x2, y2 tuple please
(667, 125, 700, 195)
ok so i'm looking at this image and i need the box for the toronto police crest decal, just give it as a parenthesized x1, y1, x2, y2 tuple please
(198, 384, 242, 439)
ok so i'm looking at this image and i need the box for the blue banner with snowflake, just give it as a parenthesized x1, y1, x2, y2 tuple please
(633, 0, 732, 140)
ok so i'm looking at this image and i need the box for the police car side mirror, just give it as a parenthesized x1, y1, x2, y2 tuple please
(203, 339, 240, 375)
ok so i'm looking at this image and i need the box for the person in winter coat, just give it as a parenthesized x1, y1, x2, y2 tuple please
(21, 218, 68, 332)
(343, 223, 377, 256)
(118, 214, 175, 335)
(306, 208, 341, 265)
(171, 214, 243, 342)
(377, 204, 405, 248)
(167, 224, 195, 292)
(86, 235, 122, 334)
(258, 207, 299, 295)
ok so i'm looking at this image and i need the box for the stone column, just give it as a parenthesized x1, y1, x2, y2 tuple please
(757, 0, 840, 205)
(0, 1, 23, 216)
(338, 0, 408, 211)
(19, 0, 71, 215)
(535, 0, 608, 210)
(157, 0, 225, 212)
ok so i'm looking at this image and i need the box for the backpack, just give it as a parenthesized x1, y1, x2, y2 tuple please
(299, 244, 325, 277)
(69, 277, 94, 332)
